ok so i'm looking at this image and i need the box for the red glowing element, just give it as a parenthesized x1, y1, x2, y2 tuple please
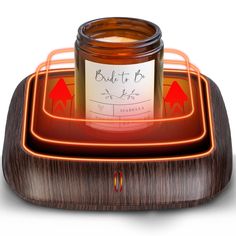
(165, 81, 188, 108)
(49, 78, 73, 107)
(114, 171, 123, 192)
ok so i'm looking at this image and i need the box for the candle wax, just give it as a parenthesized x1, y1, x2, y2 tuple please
(97, 36, 137, 42)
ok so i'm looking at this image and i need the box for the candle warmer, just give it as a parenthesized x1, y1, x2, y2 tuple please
(2, 48, 232, 210)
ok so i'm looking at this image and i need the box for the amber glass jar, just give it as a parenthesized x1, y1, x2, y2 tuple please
(75, 17, 164, 132)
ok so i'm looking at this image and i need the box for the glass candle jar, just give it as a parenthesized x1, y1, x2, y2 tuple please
(75, 17, 164, 132)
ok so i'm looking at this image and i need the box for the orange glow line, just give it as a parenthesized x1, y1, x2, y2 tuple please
(42, 48, 194, 121)
(28, 68, 206, 146)
(35, 48, 196, 122)
(31, 48, 193, 121)
(21, 70, 215, 162)
(21, 48, 214, 162)
(41, 66, 195, 122)
(30, 54, 207, 145)
(38, 66, 195, 123)
(28, 65, 206, 146)
(29, 59, 207, 146)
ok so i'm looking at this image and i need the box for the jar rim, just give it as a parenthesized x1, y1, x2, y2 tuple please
(77, 17, 162, 48)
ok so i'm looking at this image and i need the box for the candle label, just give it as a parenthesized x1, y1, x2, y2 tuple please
(85, 60, 155, 131)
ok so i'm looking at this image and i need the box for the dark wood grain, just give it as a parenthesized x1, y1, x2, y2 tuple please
(2, 75, 232, 210)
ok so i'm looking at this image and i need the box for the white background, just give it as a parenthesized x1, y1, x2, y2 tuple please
(0, 0, 235, 235)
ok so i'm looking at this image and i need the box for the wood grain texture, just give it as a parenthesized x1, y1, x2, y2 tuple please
(2, 76, 232, 210)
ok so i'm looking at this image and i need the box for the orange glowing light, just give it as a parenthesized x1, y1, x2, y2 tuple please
(38, 48, 195, 122)
(28, 48, 206, 147)
(29, 68, 206, 146)
(21, 48, 215, 162)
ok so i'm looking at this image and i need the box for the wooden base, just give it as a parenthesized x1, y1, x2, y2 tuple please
(2, 75, 232, 210)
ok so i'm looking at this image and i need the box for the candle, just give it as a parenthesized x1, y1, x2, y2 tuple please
(75, 17, 164, 133)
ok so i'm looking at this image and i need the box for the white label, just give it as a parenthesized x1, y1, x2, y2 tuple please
(85, 60, 155, 131)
